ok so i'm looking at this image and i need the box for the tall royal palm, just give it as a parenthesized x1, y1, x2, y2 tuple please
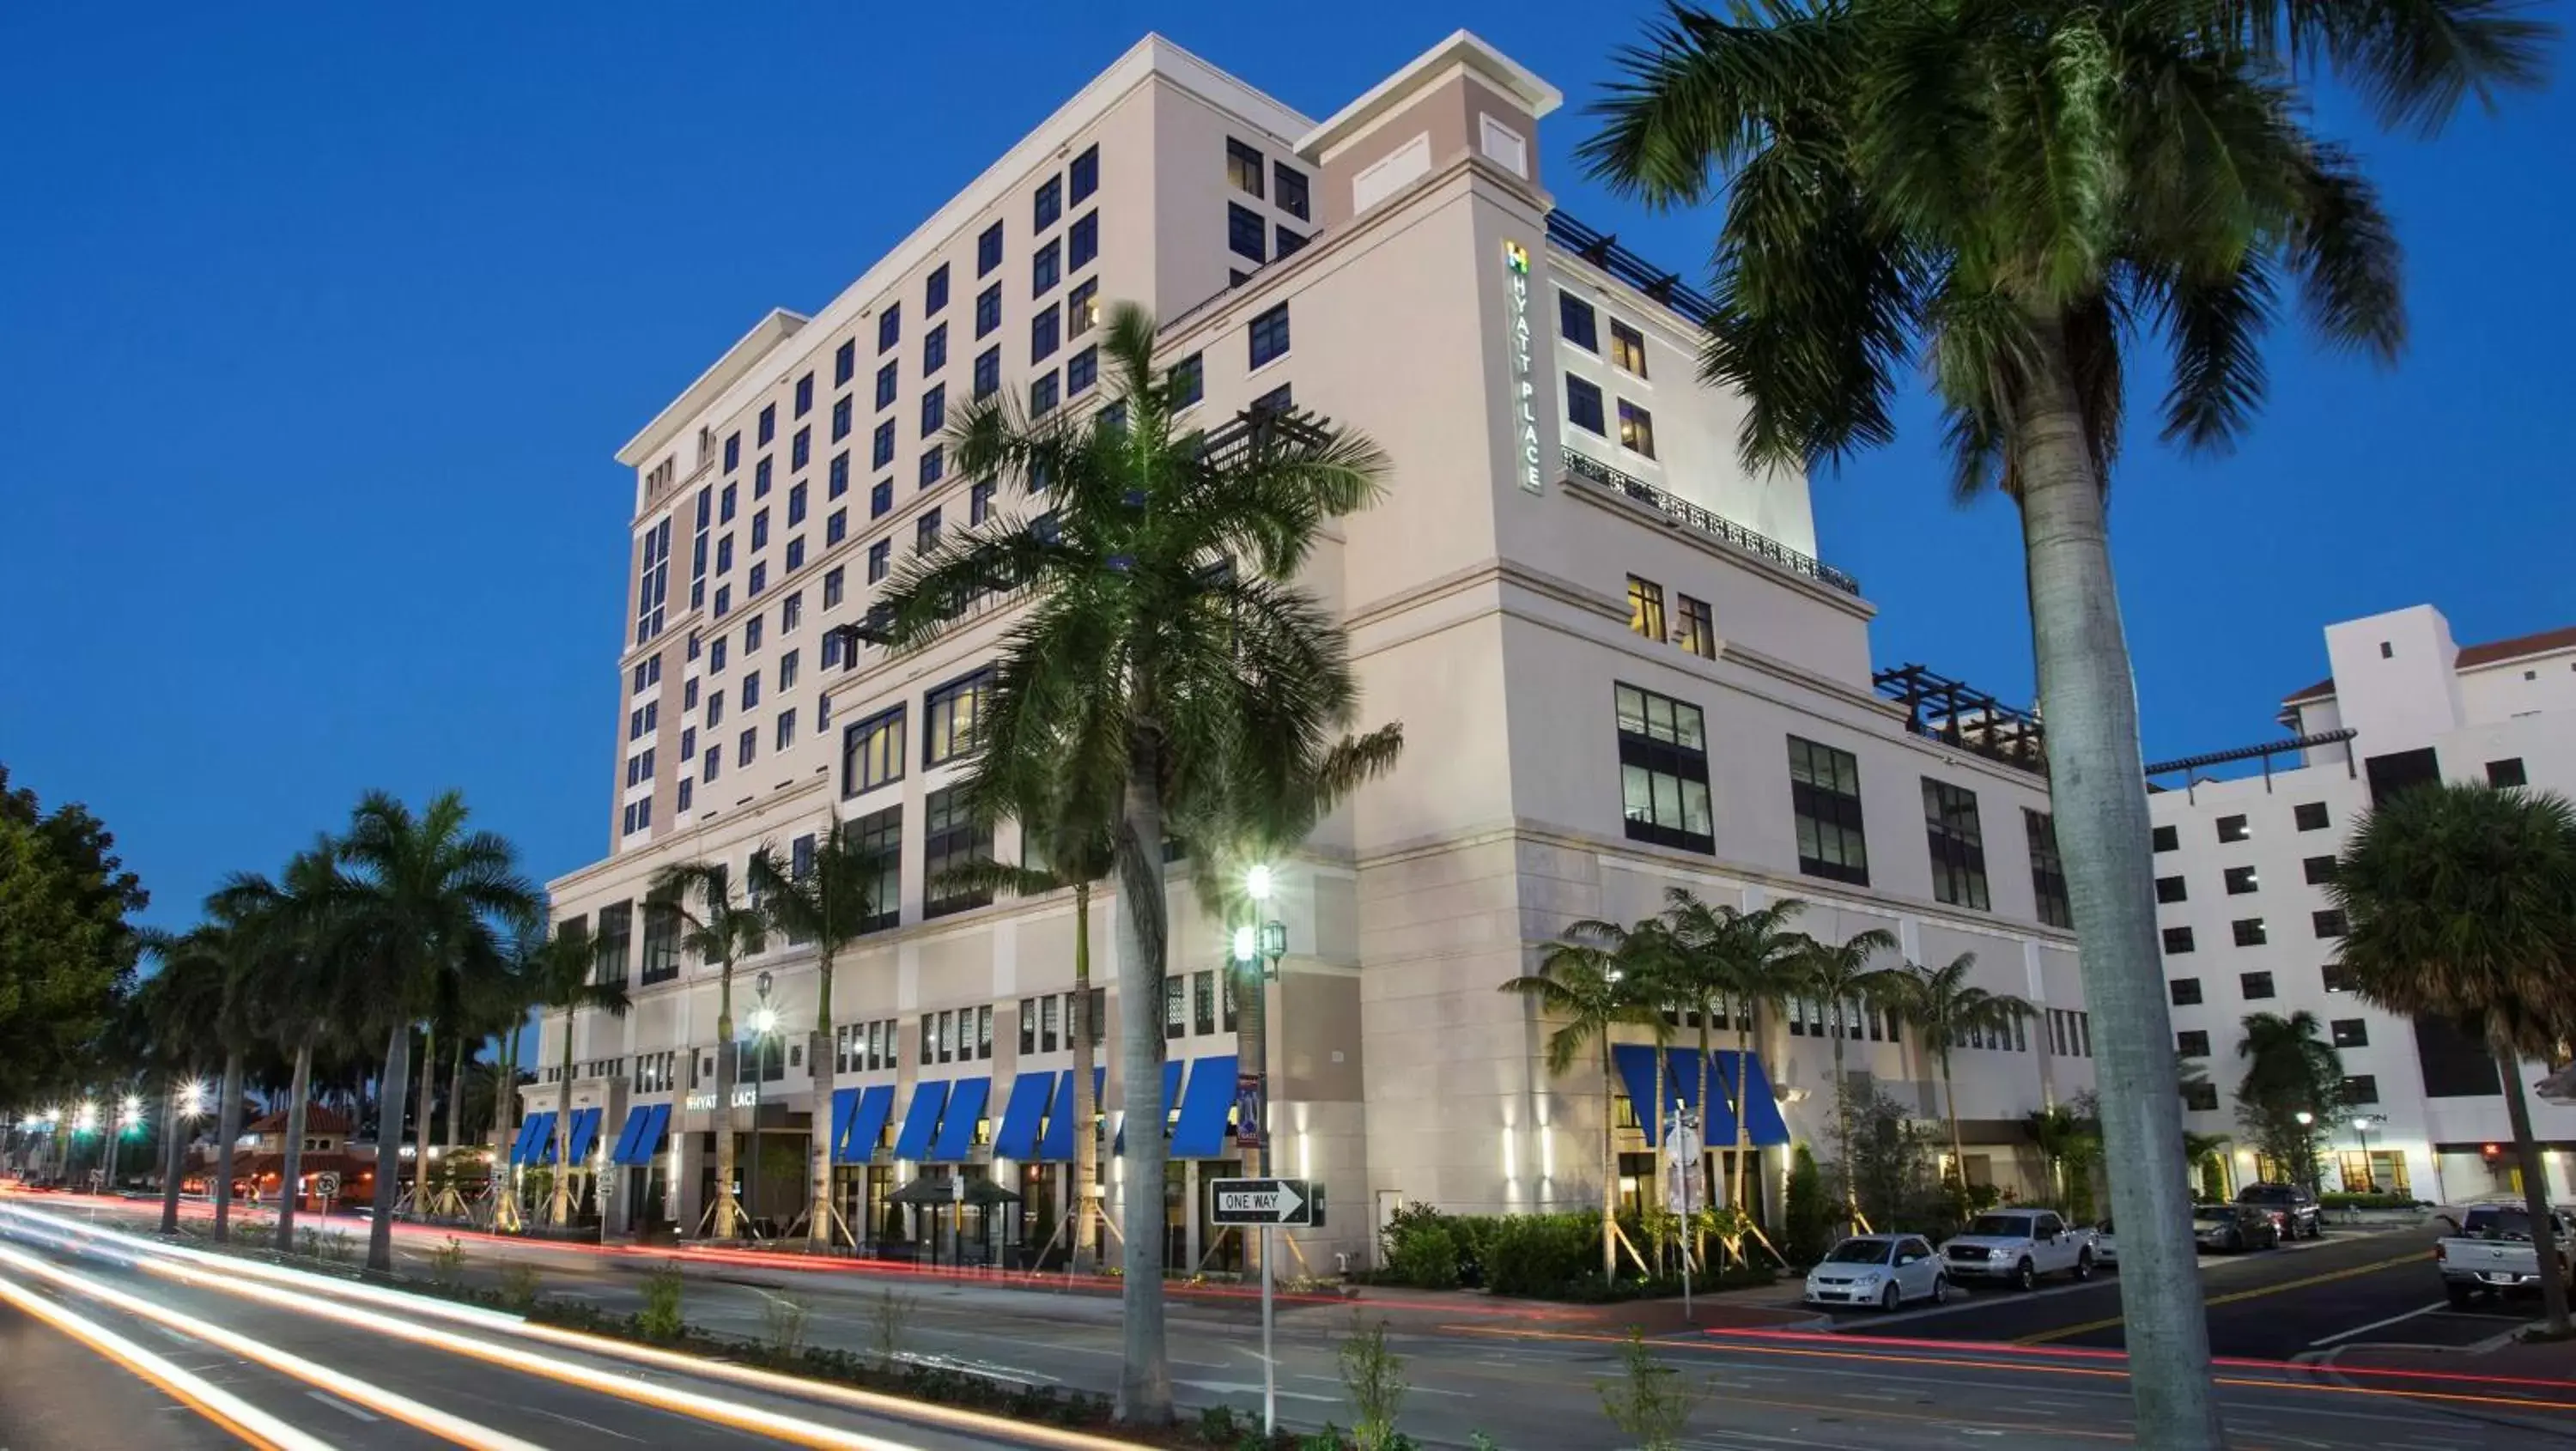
(876, 302, 1386, 1424)
(648, 861, 768, 1239)
(529, 925, 629, 1226)
(1897, 954, 2036, 1201)
(1789, 925, 1903, 1222)
(1584, 6, 2546, 1437)
(1662, 891, 1807, 1211)
(2332, 781, 2576, 1335)
(335, 791, 539, 1273)
(135, 926, 229, 1235)
(206, 840, 345, 1245)
(750, 822, 884, 1252)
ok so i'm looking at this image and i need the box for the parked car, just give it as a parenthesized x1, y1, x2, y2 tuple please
(2437, 1204, 2576, 1308)
(1941, 1209, 2095, 1291)
(2195, 1203, 2281, 1253)
(1805, 1234, 1948, 1310)
(2095, 1219, 2118, 1267)
(2236, 1182, 2321, 1239)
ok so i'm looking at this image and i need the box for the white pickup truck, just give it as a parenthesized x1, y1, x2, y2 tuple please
(1941, 1209, 2097, 1291)
(2437, 1204, 2576, 1307)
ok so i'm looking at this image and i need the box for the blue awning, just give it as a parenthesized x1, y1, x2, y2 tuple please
(827, 1089, 860, 1167)
(1610, 1046, 1742, 1146)
(508, 1112, 551, 1165)
(893, 1079, 951, 1162)
(565, 1107, 604, 1164)
(1170, 1055, 1240, 1159)
(608, 1107, 652, 1165)
(1113, 1060, 1184, 1156)
(528, 1110, 562, 1164)
(1714, 1050, 1791, 1147)
(634, 1103, 671, 1163)
(929, 1078, 991, 1162)
(992, 1075, 1054, 1161)
(837, 1084, 895, 1164)
(1039, 1068, 1104, 1163)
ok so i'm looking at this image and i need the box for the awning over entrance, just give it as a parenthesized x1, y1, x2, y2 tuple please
(893, 1079, 951, 1162)
(615, 1102, 671, 1165)
(1607, 1046, 1789, 1148)
(564, 1107, 605, 1164)
(835, 1084, 895, 1164)
(1170, 1054, 1240, 1159)
(991, 1074, 1054, 1161)
(508, 1112, 554, 1165)
(1716, 1050, 1791, 1146)
(929, 1078, 991, 1162)
(609, 1107, 651, 1164)
(1113, 1061, 1185, 1155)
(1039, 1067, 1104, 1163)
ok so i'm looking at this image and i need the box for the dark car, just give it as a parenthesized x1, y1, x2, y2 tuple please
(2236, 1182, 2321, 1239)
(2194, 1204, 2280, 1253)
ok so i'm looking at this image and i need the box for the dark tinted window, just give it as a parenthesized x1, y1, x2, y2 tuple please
(2293, 801, 2330, 831)
(2488, 757, 2529, 788)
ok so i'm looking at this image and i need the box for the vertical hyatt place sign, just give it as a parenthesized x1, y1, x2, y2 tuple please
(1504, 240, 1543, 494)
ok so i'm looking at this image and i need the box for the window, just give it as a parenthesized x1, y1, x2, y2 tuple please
(2224, 865, 2260, 895)
(2342, 1075, 2380, 1106)
(1249, 302, 1291, 367)
(778, 648, 799, 689)
(2303, 855, 2336, 885)
(1169, 354, 1203, 408)
(1029, 370, 1059, 415)
(724, 432, 741, 472)
(975, 283, 1001, 338)
(924, 669, 993, 765)
(1066, 345, 1097, 395)
(2232, 918, 2268, 947)
(973, 346, 1000, 400)
(1226, 138, 1264, 197)
(2312, 908, 2348, 938)
(1031, 237, 1060, 294)
(2332, 1018, 2369, 1048)
(736, 726, 756, 768)
(702, 745, 720, 782)
(1194, 971, 1217, 1035)
(918, 444, 945, 488)
(1033, 173, 1061, 230)
(1067, 211, 1097, 270)
(878, 304, 900, 353)
(829, 452, 849, 498)
(2184, 1083, 2220, 1113)
(2240, 970, 2275, 999)
(823, 567, 845, 608)
(2171, 978, 2204, 1006)
(841, 707, 904, 797)
(1922, 780, 1990, 910)
(2216, 814, 2251, 843)
(868, 539, 890, 582)
(2322, 962, 2354, 993)
(926, 263, 949, 315)
(2026, 810, 2072, 929)
(920, 384, 945, 438)
(750, 510, 770, 552)
(2177, 1029, 2212, 1058)
(1565, 375, 1605, 434)
(922, 786, 993, 918)
(2156, 875, 2189, 903)
(1031, 304, 1059, 363)
(872, 420, 896, 468)
(1069, 144, 1098, 203)
(2293, 801, 2330, 831)
(1274, 161, 1308, 220)
(870, 478, 892, 519)
(1617, 400, 1656, 458)
(1559, 293, 1598, 351)
(1275, 225, 1306, 258)
(826, 510, 848, 545)
(1625, 576, 1665, 641)
(875, 361, 897, 410)
(969, 478, 996, 525)
(1614, 683, 1714, 853)
(756, 456, 775, 496)
(2164, 926, 2196, 954)
(1228, 203, 1266, 262)
(2153, 823, 2179, 853)
(1609, 320, 1648, 376)
(758, 404, 775, 445)
(1788, 738, 1868, 885)
(915, 508, 942, 554)
(923, 322, 947, 375)
(2488, 757, 2529, 788)
(852, 804, 901, 933)
(794, 373, 814, 417)
(775, 709, 795, 750)
(977, 222, 1003, 276)
(1675, 596, 1714, 659)
(787, 481, 808, 527)
(1067, 277, 1097, 335)
(741, 671, 760, 708)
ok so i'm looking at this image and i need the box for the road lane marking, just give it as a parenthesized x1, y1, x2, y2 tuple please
(305, 1392, 380, 1423)
(2308, 1301, 2449, 1349)
(519, 1405, 644, 1442)
(0, 1267, 335, 1451)
(2016, 1250, 2430, 1345)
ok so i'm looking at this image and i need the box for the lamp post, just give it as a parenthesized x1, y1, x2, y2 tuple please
(2293, 1110, 2317, 1192)
(746, 972, 777, 1238)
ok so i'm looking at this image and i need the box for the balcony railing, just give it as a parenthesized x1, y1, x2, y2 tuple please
(1563, 448, 1861, 596)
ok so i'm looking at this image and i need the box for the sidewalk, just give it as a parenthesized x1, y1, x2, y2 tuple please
(2330, 1330, 2576, 1383)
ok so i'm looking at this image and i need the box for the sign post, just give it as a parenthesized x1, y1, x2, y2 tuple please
(1662, 1107, 1704, 1323)
(1212, 1178, 1318, 1434)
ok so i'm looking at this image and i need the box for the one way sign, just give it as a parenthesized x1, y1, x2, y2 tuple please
(1210, 1177, 1319, 1227)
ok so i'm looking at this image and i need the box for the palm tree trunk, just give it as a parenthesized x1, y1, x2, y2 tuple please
(1111, 730, 1174, 1424)
(275, 1041, 312, 1251)
(2490, 1017, 2571, 1336)
(493, 1026, 517, 1229)
(369, 1020, 410, 1274)
(445, 1038, 466, 1173)
(413, 1024, 435, 1219)
(1071, 883, 1100, 1276)
(1599, 1039, 1619, 1285)
(1941, 1049, 1966, 1194)
(807, 943, 838, 1252)
(714, 960, 737, 1239)
(1832, 1006, 1855, 1230)
(159, 1075, 187, 1235)
(1732, 1018, 1754, 1213)
(2017, 311, 2221, 1448)
(552, 1012, 575, 1227)
(212, 1051, 243, 1243)
(1695, 1007, 1713, 1252)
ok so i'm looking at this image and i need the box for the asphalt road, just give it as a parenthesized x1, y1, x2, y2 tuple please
(8, 1196, 2575, 1450)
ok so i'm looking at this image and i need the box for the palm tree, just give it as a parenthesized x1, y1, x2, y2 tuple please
(1662, 891, 1807, 1211)
(875, 301, 1386, 1424)
(1895, 953, 2037, 1200)
(648, 861, 767, 1239)
(135, 926, 229, 1235)
(1584, 6, 2548, 1439)
(2234, 1011, 2345, 1190)
(1499, 919, 1670, 1285)
(2331, 780, 2576, 1336)
(204, 842, 343, 1243)
(1789, 926, 1904, 1222)
(749, 821, 886, 1252)
(334, 791, 539, 1273)
(527, 925, 629, 1226)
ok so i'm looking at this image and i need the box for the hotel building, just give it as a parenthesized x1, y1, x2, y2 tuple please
(531, 30, 2099, 1266)
(2149, 604, 2576, 1205)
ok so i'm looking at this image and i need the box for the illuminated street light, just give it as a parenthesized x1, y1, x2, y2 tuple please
(180, 1082, 207, 1116)
(1245, 864, 1275, 903)
(749, 1006, 778, 1035)
(1232, 926, 1258, 964)
(74, 1102, 98, 1133)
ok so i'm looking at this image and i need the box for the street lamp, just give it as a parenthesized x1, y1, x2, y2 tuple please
(2293, 1110, 2317, 1192)
(745, 971, 778, 1237)
(2350, 1114, 2387, 1192)
(1234, 865, 1290, 1178)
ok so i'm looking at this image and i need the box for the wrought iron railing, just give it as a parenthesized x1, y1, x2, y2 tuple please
(1546, 212, 1718, 328)
(1562, 448, 1861, 596)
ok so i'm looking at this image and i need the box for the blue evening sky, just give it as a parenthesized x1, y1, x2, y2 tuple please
(3, 3, 2567, 929)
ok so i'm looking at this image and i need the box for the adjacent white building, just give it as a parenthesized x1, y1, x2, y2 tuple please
(2149, 604, 2576, 1203)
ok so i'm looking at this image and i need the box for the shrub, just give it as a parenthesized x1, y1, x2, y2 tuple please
(761, 1291, 811, 1357)
(497, 1260, 542, 1311)
(1783, 1148, 1830, 1265)
(637, 1261, 685, 1342)
(1481, 1212, 1601, 1296)
(1386, 1220, 1460, 1290)
(428, 1236, 466, 1291)
(1338, 1315, 1407, 1451)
